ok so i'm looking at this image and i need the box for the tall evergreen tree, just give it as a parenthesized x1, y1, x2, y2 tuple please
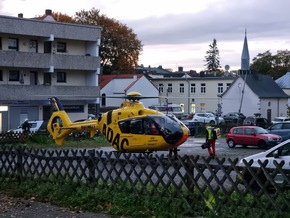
(204, 39, 221, 72)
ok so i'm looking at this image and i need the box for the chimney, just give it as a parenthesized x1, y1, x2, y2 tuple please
(45, 9, 52, 15)
(178, 66, 183, 72)
(18, 13, 23, 18)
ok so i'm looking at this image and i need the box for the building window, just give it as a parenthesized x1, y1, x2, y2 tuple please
(191, 83, 196, 93)
(29, 40, 38, 52)
(226, 83, 231, 89)
(218, 83, 223, 93)
(159, 84, 164, 93)
(57, 42, 67, 53)
(0, 70, 2, 81)
(201, 83, 206, 93)
(57, 72, 66, 83)
(167, 84, 172, 93)
(9, 70, 20, 81)
(101, 93, 106, 106)
(179, 83, 184, 93)
(8, 38, 19, 51)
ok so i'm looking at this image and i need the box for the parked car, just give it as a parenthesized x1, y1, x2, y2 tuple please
(226, 126, 282, 149)
(8, 120, 47, 133)
(192, 112, 224, 125)
(243, 116, 271, 129)
(267, 122, 290, 141)
(222, 112, 246, 124)
(239, 139, 290, 190)
(182, 120, 195, 136)
(271, 116, 290, 124)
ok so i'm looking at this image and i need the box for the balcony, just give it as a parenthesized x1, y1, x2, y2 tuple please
(0, 85, 100, 101)
(0, 51, 100, 71)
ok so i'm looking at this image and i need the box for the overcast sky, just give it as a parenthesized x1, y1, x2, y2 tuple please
(1, 0, 290, 72)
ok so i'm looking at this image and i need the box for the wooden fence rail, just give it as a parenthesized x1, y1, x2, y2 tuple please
(0, 145, 289, 217)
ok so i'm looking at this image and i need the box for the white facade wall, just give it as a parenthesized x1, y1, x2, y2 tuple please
(221, 77, 259, 116)
(126, 76, 159, 107)
(221, 77, 289, 120)
(151, 77, 235, 115)
(260, 98, 288, 118)
(101, 76, 159, 108)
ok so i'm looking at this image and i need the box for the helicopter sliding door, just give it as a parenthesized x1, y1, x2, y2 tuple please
(118, 117, 163, 150)
(118, 115, 183, 150)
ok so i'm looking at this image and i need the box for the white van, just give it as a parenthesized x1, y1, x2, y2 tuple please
(8, 120, 47, 133)
(149, 104, 184, 119)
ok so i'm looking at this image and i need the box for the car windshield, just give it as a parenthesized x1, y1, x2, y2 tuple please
(254, 127, 268, 134)
(208, 113, 215, 117)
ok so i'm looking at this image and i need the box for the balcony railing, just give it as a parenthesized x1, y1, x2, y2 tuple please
(0, 84, 100, 101)
(0, 51, 99, 71)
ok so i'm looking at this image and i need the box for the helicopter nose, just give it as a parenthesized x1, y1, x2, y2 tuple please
(176, 127, 189, 145)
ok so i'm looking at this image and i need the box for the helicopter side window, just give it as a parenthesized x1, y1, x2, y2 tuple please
(119, 120, 131, 133)
(130, 119, 143, 134)
(144, 119, 160, 135)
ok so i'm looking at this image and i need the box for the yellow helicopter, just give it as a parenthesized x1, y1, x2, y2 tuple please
(47, 91, 189, 153)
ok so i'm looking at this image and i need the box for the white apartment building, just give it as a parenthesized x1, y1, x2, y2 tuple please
(0, 10, 101, 131)
(150, 76, 236, 115)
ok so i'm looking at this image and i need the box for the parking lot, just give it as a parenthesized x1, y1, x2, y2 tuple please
(98, 136, 264, 159)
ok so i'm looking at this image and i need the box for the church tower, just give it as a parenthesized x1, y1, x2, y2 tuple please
(240, 30, 250, 74)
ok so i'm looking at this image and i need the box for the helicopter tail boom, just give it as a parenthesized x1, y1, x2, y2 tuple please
(47, 97, 100, 145)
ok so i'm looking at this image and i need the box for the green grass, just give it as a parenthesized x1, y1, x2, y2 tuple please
(6, 133, 111, 148)
(0, 178, 193, 217)
(1, 177, 287, 218)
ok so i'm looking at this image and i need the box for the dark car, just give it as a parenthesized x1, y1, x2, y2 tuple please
(222, 112, 246, 124)
(182, 120, 195, 136)
(267, 122, 290, 141)
(226, 126, 282, 149)
(243, 116, 271, 129)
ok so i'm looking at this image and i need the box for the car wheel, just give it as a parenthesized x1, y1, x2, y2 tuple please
(258, 140, 267, 149)
(72, 132, 81, 138)
(209, 120, 215, 125)
(227, 139, 236, 148)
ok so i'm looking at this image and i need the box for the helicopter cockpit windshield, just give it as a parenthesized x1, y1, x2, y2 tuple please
(118, 115, 184, 145)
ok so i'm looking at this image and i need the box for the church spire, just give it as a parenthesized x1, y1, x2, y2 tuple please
(241, 29, 250, 71)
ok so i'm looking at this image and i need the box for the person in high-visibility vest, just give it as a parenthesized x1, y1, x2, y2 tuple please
(205, 124, 217, 158)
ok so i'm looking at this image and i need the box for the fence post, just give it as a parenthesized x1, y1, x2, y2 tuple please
(87, 150, 96, 184)
(16, 147, 23, 184)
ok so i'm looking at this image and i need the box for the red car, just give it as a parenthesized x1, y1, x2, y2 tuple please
(226, 126, 282, 149)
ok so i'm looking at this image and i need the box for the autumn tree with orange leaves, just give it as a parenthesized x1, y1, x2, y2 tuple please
(74, 8, 143, 74)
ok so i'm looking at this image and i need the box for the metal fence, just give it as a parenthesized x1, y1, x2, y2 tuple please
(0, 145, 289, 217)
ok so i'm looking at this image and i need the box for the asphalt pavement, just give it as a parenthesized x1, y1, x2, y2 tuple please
(97, 136, 264, 160)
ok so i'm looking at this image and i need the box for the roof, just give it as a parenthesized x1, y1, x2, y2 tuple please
(275, 72, 290, 89)
(98, 74, 143, 89)
(242, 73, 289, 98)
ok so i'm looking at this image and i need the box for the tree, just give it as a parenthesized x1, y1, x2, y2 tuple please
(250, 50, 290, 79)
(250, 50, 273, 75)
(74, 8, 143, 74)
(204, 39, 221, 72)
